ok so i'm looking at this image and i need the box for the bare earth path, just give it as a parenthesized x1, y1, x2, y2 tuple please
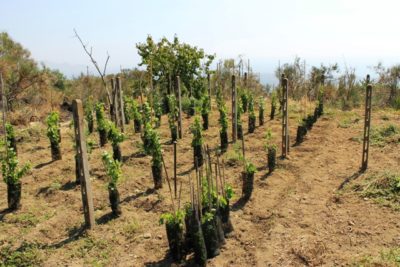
(211, 110, 400, 267)
(0, 106, 399, 266)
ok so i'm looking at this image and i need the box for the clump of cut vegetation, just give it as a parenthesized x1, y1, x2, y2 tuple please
(225, 142, 244, 166)
(369, 124, 400, 146)
(46, 111, 62, 160)
(352, 246, 400, 266)
(0, 242, 44, 266)
(351, 171, 400, 210)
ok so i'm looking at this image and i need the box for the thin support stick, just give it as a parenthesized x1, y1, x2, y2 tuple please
(161, 154, 176, 214)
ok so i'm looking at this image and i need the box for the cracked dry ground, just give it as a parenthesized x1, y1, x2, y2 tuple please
(0, 105, 399, 266)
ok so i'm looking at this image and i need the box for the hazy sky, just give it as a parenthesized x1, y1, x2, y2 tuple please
(1, 0, 399, 81)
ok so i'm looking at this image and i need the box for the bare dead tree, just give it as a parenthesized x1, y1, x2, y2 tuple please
(73, 29, 112, 106)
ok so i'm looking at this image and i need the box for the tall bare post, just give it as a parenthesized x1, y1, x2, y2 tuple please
(173, 141, 177, 198)
(72, 99, 95, 229)
(176, 76, 183, 139)
(244, 72, 248, 87)
(111, 78, 119, 124)
(207, 73, 211, 109)
(1, 74, 8, 154)
(231, 75, 237, 142)
(281, 75, 289, 158)
(116, 76, 125, 132)
(361, 75, 372, 171)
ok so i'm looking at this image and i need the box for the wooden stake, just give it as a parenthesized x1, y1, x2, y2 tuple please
(361, 75, 372, 171)
(207, 73, 211, 109)
(231, 75, 237, 142)
(111, 78, 119, 124)
(1, 74, 8, 158)
(176, 76, 183, 139)
(173, 141, 177, 198)
(72, 100, 95, 229)
(195, 157, 202, 218)
(281, 75, 289, 158)
(161, 153, 176, 213)
(116, 76, 125, 132)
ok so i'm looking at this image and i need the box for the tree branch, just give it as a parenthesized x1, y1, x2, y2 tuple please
(73, 29, 111, 106)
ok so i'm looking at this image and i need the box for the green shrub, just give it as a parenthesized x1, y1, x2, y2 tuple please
(142, 101, 152, 125)
(191, 116, 203, 147)
(107, 121, 125, 146)
(95, 103, 109, 132)
(2, 146, 30, 185)
(218, 101, 228, 135)
(159, 210, 185, 226)
(201, 95, 210, 116)
(245, 162, 256, 174)
(392, 96, 400, 110)
(240, 91, 248, 113)
(101, 151, 122, 190)
(123, 96, 134, 121)
(264, 128, 277, 150)
(46, 111, 60, 144)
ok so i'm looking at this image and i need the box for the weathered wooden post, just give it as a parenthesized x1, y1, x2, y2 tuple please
(72, 99, 95, 229)
(176, 76, 183, 139)
(1, 74, 8, 151)
(281, 75, 289, 158)
(111, 78, 119, 125)
(244, 72, 248, 87)
(116, 76, 125, 132)
(207, 73, 211, 109)
(173, 141, 177, 198)
(361, 75, 372, 172)
(231, 75, 237, 142)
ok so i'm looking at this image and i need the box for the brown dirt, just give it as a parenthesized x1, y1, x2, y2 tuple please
(0, 102, 399, 267)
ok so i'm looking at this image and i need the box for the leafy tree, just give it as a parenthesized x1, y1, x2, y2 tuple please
(0, 32, 40, 110)
(136, 35, 215, 99)
(374, 63, 400, 107)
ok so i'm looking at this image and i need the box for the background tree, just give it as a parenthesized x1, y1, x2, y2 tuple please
(136, 35, 215, 99)
(0, 32, 40, 110)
